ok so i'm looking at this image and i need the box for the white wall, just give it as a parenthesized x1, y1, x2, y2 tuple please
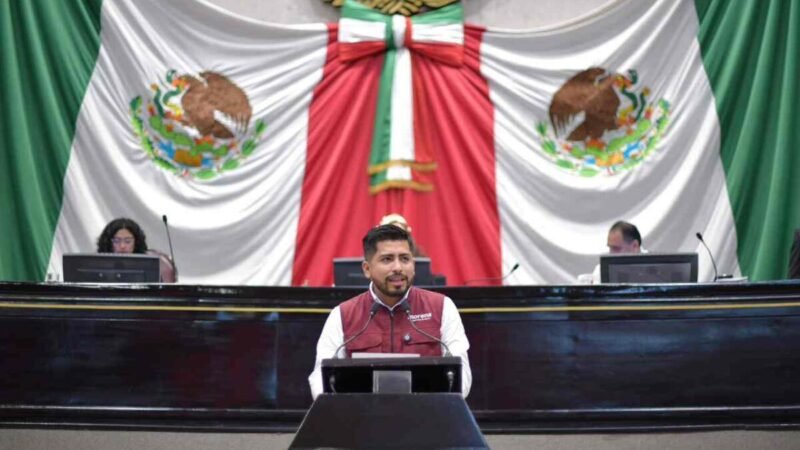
(204, 0, 615, 28)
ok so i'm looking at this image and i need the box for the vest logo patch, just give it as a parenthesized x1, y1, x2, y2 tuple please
(408, 312, 432, 322)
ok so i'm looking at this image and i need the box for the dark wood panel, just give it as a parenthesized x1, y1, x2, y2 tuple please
(2, 281, 800, 432)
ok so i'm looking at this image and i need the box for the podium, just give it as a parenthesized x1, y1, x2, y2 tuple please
(291, 357, 488, 449)
(322, 356, 463, 394)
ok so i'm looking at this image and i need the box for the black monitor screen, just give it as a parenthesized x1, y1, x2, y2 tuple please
(790, 230, 800, 279)
(333, 257, 436, 287)
(63, 253, 161, 283)
(600, 253, 698, 283)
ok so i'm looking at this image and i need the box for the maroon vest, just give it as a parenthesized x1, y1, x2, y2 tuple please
(340, 287, 445, 357)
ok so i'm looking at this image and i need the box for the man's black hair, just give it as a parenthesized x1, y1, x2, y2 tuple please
(363, 224, 416, 260)
(96, 217, 149, 254)
(609, 220, 642, 246)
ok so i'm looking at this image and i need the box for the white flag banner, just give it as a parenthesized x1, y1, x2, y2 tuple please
(47, 0, 329, 284)
(482, 0, 740, 283)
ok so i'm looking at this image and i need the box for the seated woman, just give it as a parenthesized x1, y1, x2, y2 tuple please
(97, 218, 177, 282)
(97, 218, 147, 254)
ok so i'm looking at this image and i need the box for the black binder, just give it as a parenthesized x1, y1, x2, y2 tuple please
(790, 230, 800, 279)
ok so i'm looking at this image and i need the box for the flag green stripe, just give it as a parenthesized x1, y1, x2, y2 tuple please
(341, 0, 387, 23)
(412, 2, 463, 25)
(0, 0, 104, 281)
(341, 0, 396, 186)
(369, 49, 397, 176)
(695, 0, 800, 280)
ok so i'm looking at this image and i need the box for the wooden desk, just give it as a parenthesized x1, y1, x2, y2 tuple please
(1, 281, 800, 432)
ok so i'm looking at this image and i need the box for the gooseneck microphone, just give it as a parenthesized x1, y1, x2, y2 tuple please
(400, 302, 456, 391)
(695, 232, 718, 281)
(464, 263, 520, 286)
(399, 302, 452, 357)
(696, 232, 732, 281)
(332, 303, 381, 359)
(162, 215, 178, 278)
(329, 303, 381, 393)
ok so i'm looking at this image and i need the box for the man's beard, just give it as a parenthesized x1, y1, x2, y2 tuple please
(375, 274, 412, 299)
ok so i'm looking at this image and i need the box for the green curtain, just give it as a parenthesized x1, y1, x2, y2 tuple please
(696, 0, 800, 280)
(0, 0, 103, 281)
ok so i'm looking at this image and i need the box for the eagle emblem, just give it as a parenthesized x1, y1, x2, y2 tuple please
(535, 67, 670, 177)
(130, 70, 266, 180)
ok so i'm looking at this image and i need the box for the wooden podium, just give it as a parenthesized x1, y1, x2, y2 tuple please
(291, 357, 488, 449)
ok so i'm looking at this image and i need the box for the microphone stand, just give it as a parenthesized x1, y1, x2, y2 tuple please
(696, 232, 732, 281)
(328, 303, 381, 393)
(400, 302, 456, 392)
(464, 263, 520, 286)
(162, 215, 178, 280)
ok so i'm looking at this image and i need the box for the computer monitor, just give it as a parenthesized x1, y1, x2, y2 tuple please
(322, 356, 462, 394)
(333, 257, 441, 286)
(63, 253, 161, 283)
(600, 253, 698, 283)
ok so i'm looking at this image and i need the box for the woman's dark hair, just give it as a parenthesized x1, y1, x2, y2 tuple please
(96, 218, 148, 254)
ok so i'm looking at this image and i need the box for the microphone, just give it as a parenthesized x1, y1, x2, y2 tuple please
(399, 302, 452, 357)
(162, 215, 178, 279)
(696, 232, 731, 281)
(401, 301, 457, 392)
(464, 263, 520, 286)
(332, 303, 381, 359)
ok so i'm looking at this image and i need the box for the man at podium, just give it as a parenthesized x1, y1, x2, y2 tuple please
(308, 225, 472, 399)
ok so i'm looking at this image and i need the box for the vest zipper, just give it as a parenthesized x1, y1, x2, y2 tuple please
(389, 308, 395, 352)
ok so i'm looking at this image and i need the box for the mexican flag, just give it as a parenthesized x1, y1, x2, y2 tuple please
(2, 0, 797, 285)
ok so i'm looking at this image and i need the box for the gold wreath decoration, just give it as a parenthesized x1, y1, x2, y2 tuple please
(324, 0, 459, 16)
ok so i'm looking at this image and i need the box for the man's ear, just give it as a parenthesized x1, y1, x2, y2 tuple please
(362, 260, 370, 279)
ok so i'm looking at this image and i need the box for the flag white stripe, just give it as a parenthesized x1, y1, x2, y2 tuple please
(48, 0, 329, 285)
(412, 23, 463, 45)
(483, 0, 741, 283)
(387, 17, 414, 181)
(338, 17, 385, 43)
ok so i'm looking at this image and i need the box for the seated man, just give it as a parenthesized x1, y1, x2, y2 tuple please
(590, 220, 643, 284)
(308, 225, 471, 399)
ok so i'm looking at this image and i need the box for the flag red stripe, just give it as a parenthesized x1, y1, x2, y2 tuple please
(293, 24, 500, 286)
(292, 24, 384, 286)
(339, 40, 386, 63)
(408, 42, 463, 66)
(404, 25, 500, 285)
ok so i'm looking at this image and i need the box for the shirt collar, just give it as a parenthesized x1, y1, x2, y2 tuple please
(368, 282, 411, 311)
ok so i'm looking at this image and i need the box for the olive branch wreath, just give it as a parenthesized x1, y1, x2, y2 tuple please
(323, 0, 459, 16)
